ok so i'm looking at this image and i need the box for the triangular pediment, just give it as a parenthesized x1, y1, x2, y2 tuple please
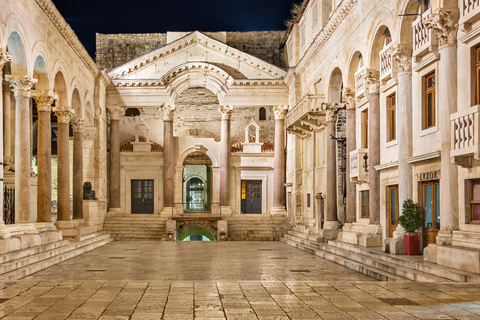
(108, 31, 286, 81)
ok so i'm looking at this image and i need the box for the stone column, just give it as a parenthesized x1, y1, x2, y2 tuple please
(31, 91, 57, 224)
(390, 45, 413, 239)
(163, 105, 175, 209)
(72, 119, 84, 219)
(322, 103, 343, 231)
(107, 106, 123, 211)
(271, 105, 288, 215)
(218, 105, 233, 212)
(425, 9, 459, 245)
(53, 106, 74, 228)
(6, 75, 37, 231)
(3, 82, 12, 167)
(0, 49, 12, 238)
(343, 88, 357, 224)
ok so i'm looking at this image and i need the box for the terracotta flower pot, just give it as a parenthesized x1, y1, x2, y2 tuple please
(404, 232, 420, 255)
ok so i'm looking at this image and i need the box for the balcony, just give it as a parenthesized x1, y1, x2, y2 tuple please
(412, 8, 437, 59)
(451, 105, 480, 167)
(379, 42, 396, 83)
(285, 94, 325, 134)
(355, 66, 366, 99)
(350, 148, 369, 184)
(460, 0, 480, 31)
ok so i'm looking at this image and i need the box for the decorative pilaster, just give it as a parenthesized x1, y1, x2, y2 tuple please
(32, 91, 57, 225)
(343, 88, 357, 224)
(425, 9, 460, 245)
(271, 105, 288, 215)
(107, 106, 123, 211)
(6, 75, 38, 232)
(0, 49, 12, 238)
(53, 106, 74, 228)
(72, 118, 84, 219)
(321, 102, 343, 232)
(163, 105, 175, 209)
(219, 105, 233, 211)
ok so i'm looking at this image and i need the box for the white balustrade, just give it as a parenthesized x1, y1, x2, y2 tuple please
(355, 66, 365, 99)
(379, 42, 394, 82)
(285, 94, 324, 128)
(412, 9, 437, 58)
(451, 105, 480, 160)
(349, 148, 369, 184)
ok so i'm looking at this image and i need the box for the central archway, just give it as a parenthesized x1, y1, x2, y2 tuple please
(182, 151, 213, 213)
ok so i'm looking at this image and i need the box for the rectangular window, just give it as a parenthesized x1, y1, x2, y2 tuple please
(424, 72, 435, 129)
(311, 2, 318, 30)
(306, 140, 312, 169)
(471, 179, 480, 222)
(307, 193, 311, 208)
(362, 109, 368, 148)
(388, 185, 398, 238)
(361, 190, 369, 218)
(388, 93, 396, 142)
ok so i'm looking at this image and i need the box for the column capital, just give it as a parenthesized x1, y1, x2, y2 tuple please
(0, 48, 12, 70)
(273, 105, 288, 120)
(31, 90, 57, 112)
(321, 102, 344, 122)
(363, 69, 380, 94)
(342, 87, 356, 110)
(163, 104, 175, 121)
(107, 106, 124, 120)
(388, 43, 412, 73)
(219, 105, 233, 120)
(5, 75, 37, 98)
(71, 118, 85, 132)
(424, 9, 459, 48)
(53, 106, 74, 123)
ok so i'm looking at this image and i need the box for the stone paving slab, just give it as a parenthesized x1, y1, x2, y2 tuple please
(0, 241, 477, 319)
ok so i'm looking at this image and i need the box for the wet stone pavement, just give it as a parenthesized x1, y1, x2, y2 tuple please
(0, 241, 479, 319)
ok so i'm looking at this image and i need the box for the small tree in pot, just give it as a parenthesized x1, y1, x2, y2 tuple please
(398, 199, 422, 255)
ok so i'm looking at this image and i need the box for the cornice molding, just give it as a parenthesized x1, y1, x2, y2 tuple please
(108, 31, 286, 80)
(112, 79, 287, 88)
(34, 0, 99, 77)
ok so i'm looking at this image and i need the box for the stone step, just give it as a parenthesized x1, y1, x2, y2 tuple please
(112, 237, 165, 241)
(0, 239, 71, 265)
(0, 233, 113, 280)
(280, 236, 408, 282)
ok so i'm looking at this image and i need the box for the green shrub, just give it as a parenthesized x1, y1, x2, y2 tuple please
(398, 199, 422, 232)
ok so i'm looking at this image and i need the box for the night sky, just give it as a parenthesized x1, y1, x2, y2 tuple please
(51, 0, 299, 59)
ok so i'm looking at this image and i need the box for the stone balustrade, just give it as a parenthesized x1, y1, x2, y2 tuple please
(350, 148, 369, 184)
(451, 105, 480, 164)
(355, 66, 365, 99)
(461, 0, 480, 28)
(285, 94, 324, 128)
(412, 8, 437, 58)
(379, 42, 395, 82)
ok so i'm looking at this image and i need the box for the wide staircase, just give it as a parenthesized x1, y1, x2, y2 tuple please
(0, 231, 112, 280)
(103, 213, 168, 240)
(226, 215, 291, 241)
(281, 230, 480, 283)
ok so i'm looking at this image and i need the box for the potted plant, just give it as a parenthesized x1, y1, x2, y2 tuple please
(398, 199, 422, 255)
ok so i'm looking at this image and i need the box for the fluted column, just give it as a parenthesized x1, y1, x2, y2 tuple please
(53, 106, 74, 228)
(6, 75, 37, 229)
(271, 105, 288, 215)
(322, 103, 343, 229)
(425, 9, 459, 245)
(72, 119, 84, 219)
(163, 105, 175, 208)
(343, 88, 356, 224)
(390, 45, 413, 239)
(0, 49, 12, 238)
(365, 70, 381, 226)
(31, 91, 57, 223)
(219, 105, 233, 209)
(107, 106, 123, 211)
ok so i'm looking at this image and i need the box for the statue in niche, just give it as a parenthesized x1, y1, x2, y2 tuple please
(83, 182, 96, 200)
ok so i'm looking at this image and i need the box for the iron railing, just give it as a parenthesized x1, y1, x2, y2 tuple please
(172, 202, 222, 218)
(3, 187, 14, 224)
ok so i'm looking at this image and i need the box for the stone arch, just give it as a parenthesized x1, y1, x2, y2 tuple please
(178, 225, 216, 241)
(397, 0, 421, 48)
(327, 67, 344, 103)
(6, 31, 28, 75)
(33, 55, 49, 90)
(71, 87, 82, 119)
(346, 50, 364, 89)
(177, 145, 217, 167)
(54, 71, 68, 107)
(368, 24, 395, 69)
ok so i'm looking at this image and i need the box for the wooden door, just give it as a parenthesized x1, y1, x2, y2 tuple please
(241, 180, 262, 214)
(388, 185, 399, 238)
(131, 180, 154, 213)
(422, 181, 440, 246)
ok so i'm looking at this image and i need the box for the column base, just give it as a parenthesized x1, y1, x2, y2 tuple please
(436, 229, 454, 245)
(318, 228, 340, 240)
(161, 206, 175, 218)
(0, 223, 12, 239)
(323, 220, 342, 230)
(54, 220, 75, 229)
(19, 223, 40, 235)
(221, 206, 232, 216)
(270, 206, 287, 216)
(358, 224, 382, 247)
(382, 237, 405, 255)
(34, 222, 57, 232)
(108, 207, 122, 213)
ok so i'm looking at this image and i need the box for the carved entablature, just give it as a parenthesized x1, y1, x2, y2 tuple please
(231, 80, 286, 87)
(424, 9, 460, 48)
(362, 69, 380, 94)
(71, 119, 85, 133)
(31, 90, 58, 112)
(342, 88, 355, 110)
(218, 105, 234, 120)
(388, 44, 412, 73)
(163, 105, 176, 121)
(107, 106, 124, 121)
(6, 75, 37, 98)
(273, 105, 288, 120)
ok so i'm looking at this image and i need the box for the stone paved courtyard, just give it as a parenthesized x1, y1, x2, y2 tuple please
(0, 241, 479, 319)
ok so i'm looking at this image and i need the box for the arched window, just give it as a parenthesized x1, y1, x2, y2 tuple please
(125, 108, 140, 117)
(259, 107, 266, 121)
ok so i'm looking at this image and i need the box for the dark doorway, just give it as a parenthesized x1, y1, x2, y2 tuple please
(241, 180, 262, 214)
(131, 180, 154, 213)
